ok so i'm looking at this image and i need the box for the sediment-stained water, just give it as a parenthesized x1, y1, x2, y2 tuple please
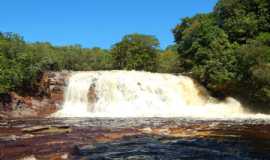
(2, 71, 270, 159)
(54, 71, 269, 119)
(1, 118, 270, 159)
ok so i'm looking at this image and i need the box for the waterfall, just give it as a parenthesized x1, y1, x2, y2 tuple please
(53, 70, 267, 118)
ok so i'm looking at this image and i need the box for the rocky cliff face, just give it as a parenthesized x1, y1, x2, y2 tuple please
(0, 71, 71, 118)
(39, 71, 70, 106)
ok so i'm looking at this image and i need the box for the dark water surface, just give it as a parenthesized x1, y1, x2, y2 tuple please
(1, 118, 270, 159)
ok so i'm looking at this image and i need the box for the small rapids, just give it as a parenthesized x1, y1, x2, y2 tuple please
(54, 71, 268, 119)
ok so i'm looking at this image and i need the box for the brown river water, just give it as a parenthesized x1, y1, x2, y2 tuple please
(2, 71, 270, 159)
(1, 118, 270, 160)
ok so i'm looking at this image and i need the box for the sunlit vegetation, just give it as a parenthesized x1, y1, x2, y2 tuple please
(173, 0, 270, 111)
(0, 0, 269, 111)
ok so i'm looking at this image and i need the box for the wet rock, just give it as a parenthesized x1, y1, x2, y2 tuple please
(21, 134, 35, 139)
(0, 112, 8, 119)
(2, 134, 17, 141)
(0, 121, 8, 126)
(141, 127, 152, 134)
(44, 126, 72, 134)
(39, 153, 69, 160)
(1, 92, 38, 118)
(9, 108, 38, 118)
(10, 92, 32, 110)
(22, 125, 51, 133)
(74, 144, 97, 156)
(32, 98, 58, 116)
(38, 71, 71, 110)
(40, 71, 70, 95)
(60, 153, 69, 160)
(0, 134, 35, 141)
(54, 125, 70, 129)
(22, 125, 72, 134)
(49, 93, 64, 104)
(19, 155, 37, 160)
(88, 84, 97, 104)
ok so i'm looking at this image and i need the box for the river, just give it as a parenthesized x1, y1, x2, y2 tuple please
(1, 118, 270, 159)
(1, 71, 270, 159)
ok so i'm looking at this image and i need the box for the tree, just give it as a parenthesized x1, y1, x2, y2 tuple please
(172, 0, 270, 110)
(0, 32, 113, 95)
(157, 46, 180, 73)
(0, 33, 26, 93)
(214, 0, 270, 43)
(111, 33, 159, 71)
(173, 14, 238, 95)
(236, 33, 270, 107)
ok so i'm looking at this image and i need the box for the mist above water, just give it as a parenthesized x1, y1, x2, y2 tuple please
(53, 71, 268, 119)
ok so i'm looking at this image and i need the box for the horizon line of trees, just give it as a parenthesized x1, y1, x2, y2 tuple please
(0, 0, 269, 112)
(0, 32, 179, 95)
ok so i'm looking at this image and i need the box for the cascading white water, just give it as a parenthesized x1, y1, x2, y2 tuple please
(53, 70, 268, 118)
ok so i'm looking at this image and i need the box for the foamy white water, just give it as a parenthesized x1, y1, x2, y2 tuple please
(53, 71, 269, 119)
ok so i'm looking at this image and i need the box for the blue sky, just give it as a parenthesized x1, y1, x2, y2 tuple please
(0, 0, 218, 49)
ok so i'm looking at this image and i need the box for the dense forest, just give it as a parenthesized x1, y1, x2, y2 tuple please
(0, 0, 269, 112)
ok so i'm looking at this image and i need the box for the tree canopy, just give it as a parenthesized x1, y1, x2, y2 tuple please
(111, 34, 159, 71)
(214, 0, 270, 43)
(173, 0, 270, 110)
(0, 33, 113, 94)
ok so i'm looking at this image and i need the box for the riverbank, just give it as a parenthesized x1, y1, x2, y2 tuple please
(0, 72, 70, 118)
(1, 118, 270, 159)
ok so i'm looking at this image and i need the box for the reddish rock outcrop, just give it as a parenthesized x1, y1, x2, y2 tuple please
(40, 71, 70, 106)
(0, 71, 71, 118)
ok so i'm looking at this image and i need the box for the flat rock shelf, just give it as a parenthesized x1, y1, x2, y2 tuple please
(1, 118, 270, 160)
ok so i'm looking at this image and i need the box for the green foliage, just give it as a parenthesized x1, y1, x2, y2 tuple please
(111, 34, 159, 71)
(173, 14, 238, 93)
(0, 53, 17, 93)
(0, 33, 113, 94)
(173, 0, 270, 109)
(0, 33, 26, 93)
(235, 34, 270, 106)
(157, 47, 180, 73)
(214, 0, 270, 43)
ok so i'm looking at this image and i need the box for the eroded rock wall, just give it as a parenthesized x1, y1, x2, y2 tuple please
(0, 71, 71, 118)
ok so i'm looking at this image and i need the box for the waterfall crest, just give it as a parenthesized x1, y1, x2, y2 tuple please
(53, 71, 266, 118)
